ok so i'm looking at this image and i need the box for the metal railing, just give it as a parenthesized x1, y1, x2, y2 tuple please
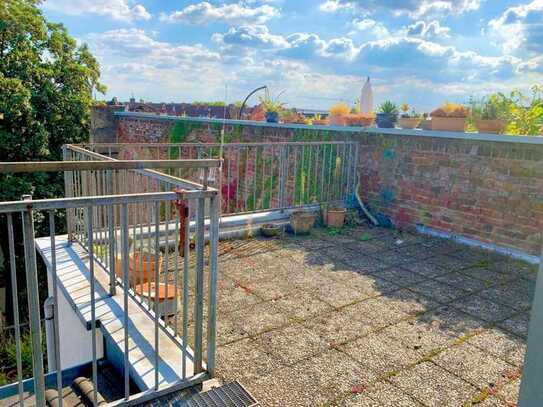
(0, 159, 220, 406)
(80, 142, 360, 214)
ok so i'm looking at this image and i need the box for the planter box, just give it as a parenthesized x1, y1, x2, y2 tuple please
(329, 115, 347, 126)
(476, 119, 506, 134)
(429, 117, 466, 132)
(398, 117, 421, 129)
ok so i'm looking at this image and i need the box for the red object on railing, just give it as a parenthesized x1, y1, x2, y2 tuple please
(174, 190, 189, 257)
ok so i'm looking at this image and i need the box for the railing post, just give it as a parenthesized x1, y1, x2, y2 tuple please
(206, 193, 219, 377)
(21, 195, 46, 407)
(63, 145, 75, 243)
(519, 245, 543, 407)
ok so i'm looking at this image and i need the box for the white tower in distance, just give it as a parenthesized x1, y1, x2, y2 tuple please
(360, 77, 373, 115)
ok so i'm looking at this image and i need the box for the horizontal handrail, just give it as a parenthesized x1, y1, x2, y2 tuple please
(0, 190, 217, 213)
(66, 144, 209, 191)
(79, 141, 359, 147)
(0, 159, 220, 173)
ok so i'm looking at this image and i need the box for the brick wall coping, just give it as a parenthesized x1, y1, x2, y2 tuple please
(114, 111, 543, 145)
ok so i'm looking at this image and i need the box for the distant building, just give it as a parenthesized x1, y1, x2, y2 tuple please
(122, 99, 256, 119)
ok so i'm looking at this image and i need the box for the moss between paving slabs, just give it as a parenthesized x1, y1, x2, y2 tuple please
(193, 226, 532, 406)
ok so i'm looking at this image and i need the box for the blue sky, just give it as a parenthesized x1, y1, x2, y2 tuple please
(41, 0, 543, 111)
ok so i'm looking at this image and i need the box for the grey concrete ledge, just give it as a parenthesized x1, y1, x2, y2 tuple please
(114, 111, 543, 145)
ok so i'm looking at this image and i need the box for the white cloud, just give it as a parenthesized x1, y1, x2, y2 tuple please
(355, 37, 518, 83)
(518, 55, 543, 73)
(488, 0, 543, 55)
(42, 0, 151, 22)
(319, 0, 481, 19)
(212, 25, 289, 49)
(319, 0, 354, 13)
(160, 1, 280, 25)
(350, 19, 390, 37)
(406, 21, 451, 38)
(85, 29, 221, 66)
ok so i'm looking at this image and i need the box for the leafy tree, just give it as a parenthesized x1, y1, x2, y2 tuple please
(502, 85, 543, 136)
(0, 0, 105, 323)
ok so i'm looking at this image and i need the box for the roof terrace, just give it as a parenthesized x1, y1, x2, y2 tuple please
(0, 119, 541, 406)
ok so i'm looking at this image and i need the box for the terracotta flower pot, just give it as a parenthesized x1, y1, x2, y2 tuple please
(312, 119, 329, 126)
(135, 282, 179, 317)
(290, 211, 316, 235)
(475, 119, 506, 134)
(345, 114, 375, 127)
(398, 117, 421, 129)
(115, 251, 162, 287)
(326, 208, 346, 228)
(329, 115, 347, 126)
(429, 117, 466, 132)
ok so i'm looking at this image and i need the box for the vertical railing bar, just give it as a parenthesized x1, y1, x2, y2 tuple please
(7, 214, 24, 406)
(107, 204, 116, 296)
(21, 197, 46, 407)
(63, 146, 75, 242)
(194, 197, 205, 373)
(282, 145, 290, 208)
(346, 143, 352, 201)
(182, 202, 190, 379)
(320, 144, 326, 203)
(173, 206, 180, 334)
(154, 201, 160, 390)
(260, 146, 265, 210)
(353, 143, 360, 197)
(244, 147, 249, 212)
(235, 147, 240, 212)
(252, 147, 257, 212)
(327, 143, 334, 203)
(131, 198, 138, 295)
(138, 185, 145, 304)
(48, 212, 63, 407)
(300, 144, 305, 206)
(121, 203, 130, 401)
(206, 194, 219, 376)
(292, 146, 298, 207)
(226, 151, 231, 213)
(86, 208, 98, 407)
(164, 199, 170, 327)
(147, 204, 153, 309)
(308, 145, 313, 203)
(269, 145, 274, 209)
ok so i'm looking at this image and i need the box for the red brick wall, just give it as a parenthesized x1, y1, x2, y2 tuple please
(113, 114, 543, 256)
(356, 133, 543, 255)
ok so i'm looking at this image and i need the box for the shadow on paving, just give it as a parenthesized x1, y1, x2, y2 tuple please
(202, 222, 536, 406)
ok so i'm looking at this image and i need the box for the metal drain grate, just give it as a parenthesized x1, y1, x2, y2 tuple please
(175, 382, 260, 407)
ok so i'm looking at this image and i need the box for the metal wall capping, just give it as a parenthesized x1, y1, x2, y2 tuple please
(114, 111, 543, 144)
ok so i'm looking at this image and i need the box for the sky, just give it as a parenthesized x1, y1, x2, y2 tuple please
(40, 0, 543, 112)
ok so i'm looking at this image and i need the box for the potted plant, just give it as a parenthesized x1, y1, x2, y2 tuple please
(281, 110, 306, 124)
(312, 113, 329, 126)
(326, 207, 347, 228)
(429, 102, 470, 131)
(471, 95, 507, 134)
(116, 244, 162, 287)
(376, 101, 399, 128)
(290, 211, 316, 235)
(260, 93, 286, 123)
(398, 104, 422, 129)
(261, 223, 282, 237)
(329, 103, 350, 126)
(345, 113, 375, 127)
